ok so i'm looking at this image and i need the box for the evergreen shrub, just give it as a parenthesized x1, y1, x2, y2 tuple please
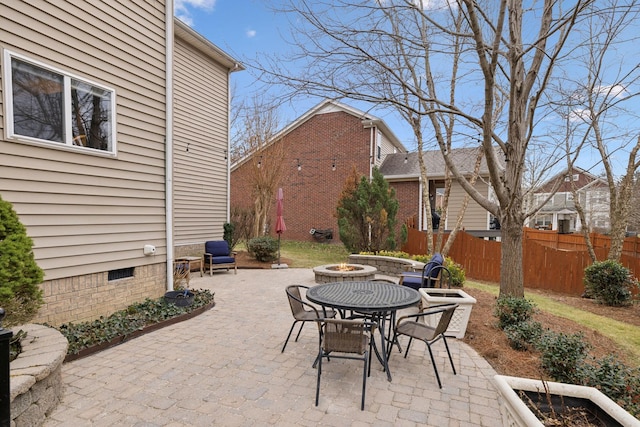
(247, 236, 278, 262)
(583, 260, 638, 306)
(494, 297, 536, 330)
(0, 195, 44, 326)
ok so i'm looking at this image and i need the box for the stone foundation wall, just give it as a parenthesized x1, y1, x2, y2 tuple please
(10, 324, 68, 427)
(35, 263, 166, 326)
(347, 254, 425, 276)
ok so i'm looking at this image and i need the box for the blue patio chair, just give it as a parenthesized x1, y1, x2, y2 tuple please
(203, 240, 237, 275)
(399, 253, 449, 290)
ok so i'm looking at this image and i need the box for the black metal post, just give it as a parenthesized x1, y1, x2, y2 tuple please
(0, 308, 12, 427)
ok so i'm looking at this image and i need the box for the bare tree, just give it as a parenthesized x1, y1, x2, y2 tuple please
(253, 0, 640, 296)
(551, 2, 640, 261)
(232, 96, 285, 237)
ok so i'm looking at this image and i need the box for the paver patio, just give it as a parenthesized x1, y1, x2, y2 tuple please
(43, 268, 503, 426)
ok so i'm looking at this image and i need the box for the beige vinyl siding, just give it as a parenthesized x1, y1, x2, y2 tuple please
(378, 131, 398, 165)
(445, 180, 490, 230)
(173, 36, 229, 246)
(0, 1, 167, 280)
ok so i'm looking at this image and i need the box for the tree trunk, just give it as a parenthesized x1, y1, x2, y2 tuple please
(500, 214, 525, 298)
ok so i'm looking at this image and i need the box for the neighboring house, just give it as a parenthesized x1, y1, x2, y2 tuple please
(230, 100, 407, 242)
(528, 167, 610, 233)
(0, 3, 240, 325)
(379, 147, 501, 233)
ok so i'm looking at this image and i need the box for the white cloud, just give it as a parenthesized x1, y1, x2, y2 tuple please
(596, 84, 627, 99)
(246, 29, 257, 38)
(569, 108, 591, 123)
(174, 0, 216, 26)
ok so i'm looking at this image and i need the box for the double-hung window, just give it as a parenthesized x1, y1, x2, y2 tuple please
(3, 51, 116, 155)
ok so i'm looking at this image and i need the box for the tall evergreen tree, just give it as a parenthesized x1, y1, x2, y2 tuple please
(337, 167, 399, 253)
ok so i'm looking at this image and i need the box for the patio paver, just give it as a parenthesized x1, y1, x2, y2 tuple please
(43, 268, 503, 426)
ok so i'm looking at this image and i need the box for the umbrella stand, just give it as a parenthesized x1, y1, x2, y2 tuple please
(272, 188, 288, 269)
(272, 232, 288, 269)
(278, 233, 281, 266)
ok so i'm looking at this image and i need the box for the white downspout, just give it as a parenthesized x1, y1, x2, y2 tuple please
(165, 2, 174, 291)
(226, 68, 233, 222)
(418, 175, 423, 231)
(369, 127, 374, 180)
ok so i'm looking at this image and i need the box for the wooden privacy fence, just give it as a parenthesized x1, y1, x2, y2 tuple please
(402, 228, 640, 296)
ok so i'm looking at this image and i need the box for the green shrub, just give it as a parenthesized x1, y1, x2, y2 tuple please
(247, 236, 278, 262)
(494, 297, 536, 330)
(444, 257, 466, 287)
(223, 222, 237, 251)
(583, 355, 638, 408)
(536, 331, 590, 383)
(0, 195, 44, 327)
(56, 289, 215, 355)
(583, 260, 638, 306)
(584, 359, 640, 418)
(503, 320, 544, 351)
(411, 254, 431, 264)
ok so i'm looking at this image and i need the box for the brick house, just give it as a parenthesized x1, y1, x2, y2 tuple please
(231, 100, 500, 245)
(230, 100, 407, 242)
(380, 147, 501, 233)
(528, 167, 610, 233)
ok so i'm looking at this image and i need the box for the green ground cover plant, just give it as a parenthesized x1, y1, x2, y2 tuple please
(54, 289, 215, 355)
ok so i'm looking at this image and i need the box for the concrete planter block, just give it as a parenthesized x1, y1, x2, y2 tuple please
(492, 375, 639, 427)
(418, 288, 476, 338)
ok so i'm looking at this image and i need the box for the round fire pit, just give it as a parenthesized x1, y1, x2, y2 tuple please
(313, 263, 377, 283)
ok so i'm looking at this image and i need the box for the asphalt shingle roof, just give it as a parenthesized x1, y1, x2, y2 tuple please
(380, 146, 502, 178)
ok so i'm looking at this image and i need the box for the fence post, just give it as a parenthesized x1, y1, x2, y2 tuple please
(0, 308, 12, 427)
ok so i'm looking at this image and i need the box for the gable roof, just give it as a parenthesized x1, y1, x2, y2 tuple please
(380, 146, 502, 179)
(231, 99, 407, 170)
(536, 166, 607, 193)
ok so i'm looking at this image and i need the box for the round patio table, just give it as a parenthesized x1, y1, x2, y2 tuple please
(307, 281, 420, 381)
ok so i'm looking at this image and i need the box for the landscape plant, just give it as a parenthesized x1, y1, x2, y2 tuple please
(489, 294, 640, 417)
(583, 260, 638, 306)
(536, 331, 590, 383)
(55, 289, 215, 355)
(0, 194, 44, 327)
(336, 167, 399, 253)
(247, 236, 278, 262)
(494, 297, 536, 330)
(223, 222, 238, 251)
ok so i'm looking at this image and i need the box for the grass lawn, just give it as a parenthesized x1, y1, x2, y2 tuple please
(236, 240, 349, 268)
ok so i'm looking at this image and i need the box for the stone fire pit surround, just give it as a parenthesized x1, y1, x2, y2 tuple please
(313, 263, 377, 283)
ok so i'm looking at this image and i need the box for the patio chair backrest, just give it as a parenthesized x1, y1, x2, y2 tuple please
(423, 253, 444, 279)
(205, 240, 230, 257)
(433, 304, 458, 337)
(286, 285, 306, 318)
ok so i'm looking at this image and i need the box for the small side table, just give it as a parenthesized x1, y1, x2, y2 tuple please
(173, 256, 203, 288)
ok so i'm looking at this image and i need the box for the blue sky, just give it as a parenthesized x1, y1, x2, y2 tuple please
(175, 1, 640, 176)
(175, 0, 418, 151)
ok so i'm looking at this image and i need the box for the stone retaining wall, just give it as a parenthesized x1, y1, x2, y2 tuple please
(10, 324, 68, 427)
(347, 254, 425, 276)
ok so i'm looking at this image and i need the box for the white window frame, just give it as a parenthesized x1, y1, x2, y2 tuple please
(3, 50, 117, 156)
